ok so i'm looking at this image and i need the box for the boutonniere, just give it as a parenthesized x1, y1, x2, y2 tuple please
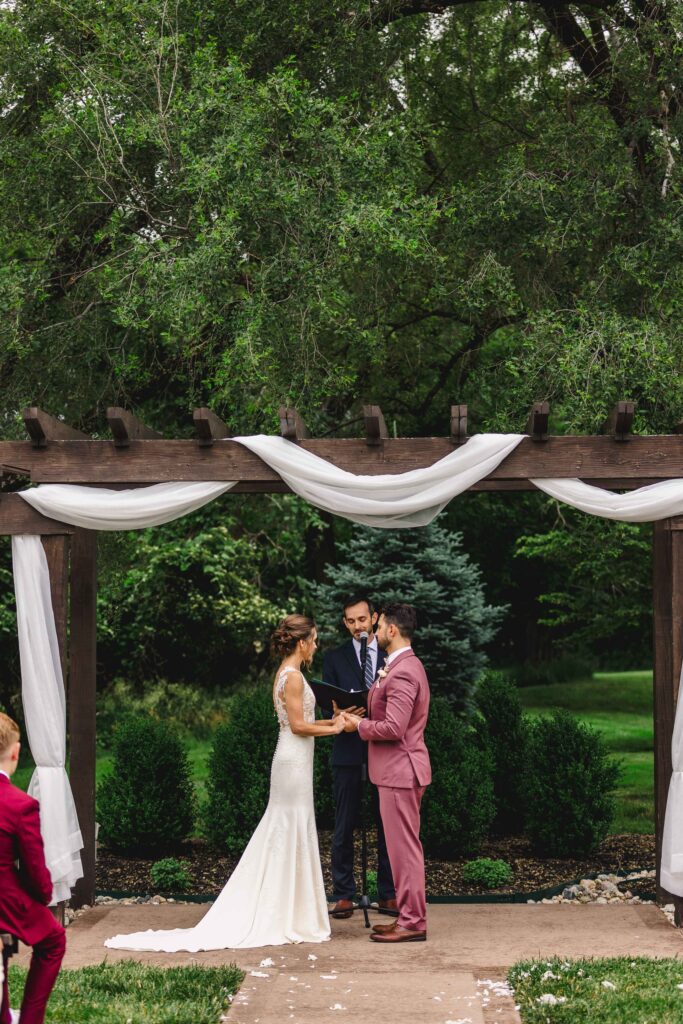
(376, 667, 388, 687)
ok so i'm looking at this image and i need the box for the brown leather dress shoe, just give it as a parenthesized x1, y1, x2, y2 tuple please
(330, 899, 354, 919)
(371, 919, 398, 934)
(370, 925, 427, 943)
(378, 899, 398, 911)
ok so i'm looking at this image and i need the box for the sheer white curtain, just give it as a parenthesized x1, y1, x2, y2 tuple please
(11, 536, 83, 903)
(660, 661, 683, 896)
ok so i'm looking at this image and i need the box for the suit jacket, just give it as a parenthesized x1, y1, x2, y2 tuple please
(0, 773, 57, 946)
(358, 648, 431, 789)
(322, 639, 386, 766)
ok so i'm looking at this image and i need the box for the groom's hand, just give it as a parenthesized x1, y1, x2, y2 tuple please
(342, 714, 361, 733)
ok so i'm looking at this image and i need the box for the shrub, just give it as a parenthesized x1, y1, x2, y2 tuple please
(97, 716, 195, 856)
(475, 672, 528, 834)
(203, 685, 277, 855)
(422, 697, 495, 858)
(366, 869, 378, 898)
(462, 858, 513, 888)
(149, 858, 193, 893)
(524, 710, 620, 857)
(313, 519, 506, 706)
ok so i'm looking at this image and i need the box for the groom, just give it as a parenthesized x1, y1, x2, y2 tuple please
(343, 603, 431, 942)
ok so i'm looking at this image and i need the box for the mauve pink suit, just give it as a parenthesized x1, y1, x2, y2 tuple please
(357, 648, 431, 931)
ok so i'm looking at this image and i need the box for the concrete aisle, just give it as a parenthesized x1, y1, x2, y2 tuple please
(15, 903, 683, 1024)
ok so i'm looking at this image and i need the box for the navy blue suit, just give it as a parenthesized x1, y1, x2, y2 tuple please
(322, 639, 395, 902)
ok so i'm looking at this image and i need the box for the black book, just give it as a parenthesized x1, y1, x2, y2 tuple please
(308, 678, 368, 712)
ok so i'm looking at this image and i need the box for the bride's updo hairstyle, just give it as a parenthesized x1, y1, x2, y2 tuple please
(270, 615, 316, 658)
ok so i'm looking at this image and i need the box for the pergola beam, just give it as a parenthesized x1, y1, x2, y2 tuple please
(363, 405, 388, 446)
(279, 407, 310, 441)
(193, 408, 228, 447)
(527, 401, 550, 441)
(450, 404, 468, 443)
(2, 435, 683, 486)
(106, 407, 162, 448)
(23, 407, 88, 448)
(603, 400, 636, 440)
(0, 493, 75, 534)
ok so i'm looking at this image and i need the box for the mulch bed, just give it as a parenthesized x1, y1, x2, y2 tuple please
(96, 832, 656, 899)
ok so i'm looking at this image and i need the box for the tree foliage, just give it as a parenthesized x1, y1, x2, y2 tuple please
(312, 519, 505, 704)
(1, 1, 682, 437)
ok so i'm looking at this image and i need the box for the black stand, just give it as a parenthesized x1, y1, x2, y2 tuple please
(357, 642, 399, 929)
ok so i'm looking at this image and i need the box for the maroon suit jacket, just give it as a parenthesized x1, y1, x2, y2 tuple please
(0, 773, 57, 945)
(358, 648, 431, 789)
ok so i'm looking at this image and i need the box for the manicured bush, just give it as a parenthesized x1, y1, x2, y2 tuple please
(149, 858, 193, 893)
(203, 685, 277, 855)
(475, 672, 528, 834)
(98, 716, 195, 856)
(422, 697, 495, 858)
(524, 710, 620, 857)
(462, 858, 513, 888)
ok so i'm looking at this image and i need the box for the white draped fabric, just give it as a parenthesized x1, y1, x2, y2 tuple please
(533, 477, 683, 522)
(233, 433, 526, 526)
(11, 536, 83, 904)
(21, 480, 235, 531)
(660, 661, 683, 896)
(12, 432, 683, 903)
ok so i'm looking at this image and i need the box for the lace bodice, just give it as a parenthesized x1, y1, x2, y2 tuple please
(274, 667, 316, 730)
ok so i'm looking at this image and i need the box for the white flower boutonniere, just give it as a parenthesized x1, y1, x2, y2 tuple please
(376, 667, 388, 687)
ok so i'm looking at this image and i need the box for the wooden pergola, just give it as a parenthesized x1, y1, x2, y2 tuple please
(2, 400, 682, 918)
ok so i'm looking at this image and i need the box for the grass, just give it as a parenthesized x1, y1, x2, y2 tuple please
(509, 956, 683, 1024)
(517, 670, 654, 834)
(7, 960, 244, 1023)
(13, 737, 214, 803)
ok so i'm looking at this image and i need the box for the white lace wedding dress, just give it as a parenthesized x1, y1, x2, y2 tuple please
(104, 668, 331, 951)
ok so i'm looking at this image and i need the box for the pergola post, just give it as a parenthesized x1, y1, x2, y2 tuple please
(68, 528, 98, 908)
(41, 536, 69, 679)
(653, 517, 683, 923)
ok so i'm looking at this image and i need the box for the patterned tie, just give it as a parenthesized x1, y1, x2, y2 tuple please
(364, 647, 375, 689)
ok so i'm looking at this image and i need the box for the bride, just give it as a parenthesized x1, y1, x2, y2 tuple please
(104, 614, 351, 951)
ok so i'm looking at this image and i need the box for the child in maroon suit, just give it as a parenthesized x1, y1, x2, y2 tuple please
(0, 713, 65, 1024)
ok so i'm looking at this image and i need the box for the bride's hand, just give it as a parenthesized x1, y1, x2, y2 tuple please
(332, 714, 347, 734)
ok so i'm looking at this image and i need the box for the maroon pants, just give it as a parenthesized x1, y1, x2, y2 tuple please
(1, 926, 65, 1024)
(378, 784, 427, 931)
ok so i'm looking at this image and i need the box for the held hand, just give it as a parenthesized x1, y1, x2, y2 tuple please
(332, 714, 347, 734)
(342, 713, 361, 733)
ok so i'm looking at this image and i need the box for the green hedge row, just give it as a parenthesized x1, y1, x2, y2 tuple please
(97, 674, 619, 860)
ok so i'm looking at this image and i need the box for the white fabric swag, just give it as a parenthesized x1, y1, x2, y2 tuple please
(11, 536, 83, 903)
(661, 660, 683, 897)
(13, 432, 683, 900)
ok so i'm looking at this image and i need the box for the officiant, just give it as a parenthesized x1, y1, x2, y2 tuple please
(322, 596, 396, 918)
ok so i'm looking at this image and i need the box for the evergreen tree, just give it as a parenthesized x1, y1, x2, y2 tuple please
(312, 519, 505, 706)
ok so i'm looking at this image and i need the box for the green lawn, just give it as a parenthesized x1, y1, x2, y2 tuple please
(510, 957, 683, 1024)
(518, 670, 654, 834)
(14, 736, 214, 803)
(7, 961, 243, 1024)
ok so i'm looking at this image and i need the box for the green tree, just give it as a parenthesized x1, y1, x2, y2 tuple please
(312, 519, 505, 704)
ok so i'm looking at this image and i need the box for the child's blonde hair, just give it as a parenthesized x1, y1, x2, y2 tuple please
(0, 712, 20, 756)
